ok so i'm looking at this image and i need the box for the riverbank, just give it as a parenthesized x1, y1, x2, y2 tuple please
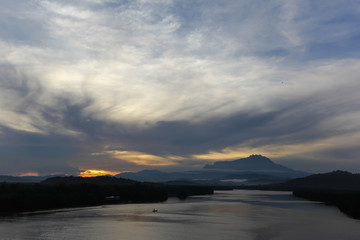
(293, 190, 360, 219)
(0, 178, 213, 215)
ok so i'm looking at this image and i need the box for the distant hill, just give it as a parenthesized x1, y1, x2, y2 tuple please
(118, 170, 189, 182)
(116, 155, 308, 184)
(0, 175, 57, 183)
(42, 176, 137, 185)
(274, 170, 360, 191)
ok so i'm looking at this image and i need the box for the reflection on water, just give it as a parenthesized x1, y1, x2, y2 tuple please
(0, 190, 359, 240)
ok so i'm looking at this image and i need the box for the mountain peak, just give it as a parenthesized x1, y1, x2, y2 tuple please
(116, 155, 308, 183)
(203, 154, 290, 172)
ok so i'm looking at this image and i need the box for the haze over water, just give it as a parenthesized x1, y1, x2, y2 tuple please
(1, 190, 359, 240)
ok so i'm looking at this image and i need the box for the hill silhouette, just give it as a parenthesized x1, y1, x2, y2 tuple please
(275, 170, 360, 191)
(0, 176, 168, 215)
(0, 176, 214, 215)
(41, 176, 137, 185)
(0, 175, 59, 183)
(116, 155, 308, 184)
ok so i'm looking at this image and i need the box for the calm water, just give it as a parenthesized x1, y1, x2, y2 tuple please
(0, 190, 359, 240)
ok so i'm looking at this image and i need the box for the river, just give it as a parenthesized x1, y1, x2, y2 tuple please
(0, 190, 359, 239)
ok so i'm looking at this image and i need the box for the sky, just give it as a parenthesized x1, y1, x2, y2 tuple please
(1, 0, 360, 176)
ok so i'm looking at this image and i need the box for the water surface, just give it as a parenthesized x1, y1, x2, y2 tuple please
(0, 190, 359, 239)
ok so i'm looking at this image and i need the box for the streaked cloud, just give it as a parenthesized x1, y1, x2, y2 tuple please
(93, 150, 183, 166)
(1, 0, 360, 175)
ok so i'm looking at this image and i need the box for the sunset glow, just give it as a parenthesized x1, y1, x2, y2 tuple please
(18, 172, 40, 177)
(79, 170, 122, 178)
(2, 1, 360, 238)
(93, 150, 181, 167)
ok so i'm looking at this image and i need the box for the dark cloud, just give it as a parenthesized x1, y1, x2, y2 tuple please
(90, 89, 358, 158)
(0, 82, 359, 174)
(0, 128, 80, 175)
(1, 0, 360, 175)
(1, 59, 360, 174)
(279, 146, 360, 173)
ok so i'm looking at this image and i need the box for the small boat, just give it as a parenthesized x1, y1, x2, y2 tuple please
(152, 208, 158, 213)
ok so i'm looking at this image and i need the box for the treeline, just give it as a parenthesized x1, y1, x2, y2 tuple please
(0, 177, 214, 215)
(164, 185, 214, 200)
(0, 182, 167, 214)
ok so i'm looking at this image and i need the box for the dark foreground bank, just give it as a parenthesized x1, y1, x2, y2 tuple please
(0, 182, 167, 215)
(0, 177, 213, 215)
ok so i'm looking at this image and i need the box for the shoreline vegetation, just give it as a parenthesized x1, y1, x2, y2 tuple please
(2, 171, 360, 220)
(0, 176, 213, 216)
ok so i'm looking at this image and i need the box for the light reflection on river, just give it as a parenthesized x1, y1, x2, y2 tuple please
(1, 190, 359, 240)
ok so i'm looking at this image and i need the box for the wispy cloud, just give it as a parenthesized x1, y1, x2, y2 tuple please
(1, 0, 360, 174)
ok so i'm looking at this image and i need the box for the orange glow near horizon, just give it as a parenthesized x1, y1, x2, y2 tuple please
(92, 150, 181, 167)
(18, 172, 39, 177)
(79, 169, 123, 177)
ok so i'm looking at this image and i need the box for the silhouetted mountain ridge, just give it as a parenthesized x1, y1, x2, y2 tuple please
(116, 155, 308, 184)
(204, 154, 291, 171)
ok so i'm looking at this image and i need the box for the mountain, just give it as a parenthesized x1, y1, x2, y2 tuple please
(116, 155, 308, 184)
(203, 155, 308, 177)
(204, 154, 291, 172)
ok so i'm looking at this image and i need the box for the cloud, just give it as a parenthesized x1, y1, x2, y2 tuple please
(92, 150, 182, 166)
(1, 0, 360, 174)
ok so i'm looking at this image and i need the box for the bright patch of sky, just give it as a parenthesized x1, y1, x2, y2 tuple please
(1, 0, 360, 175)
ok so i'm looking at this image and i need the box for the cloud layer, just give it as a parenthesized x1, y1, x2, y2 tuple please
(1, 0, 360, 175)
